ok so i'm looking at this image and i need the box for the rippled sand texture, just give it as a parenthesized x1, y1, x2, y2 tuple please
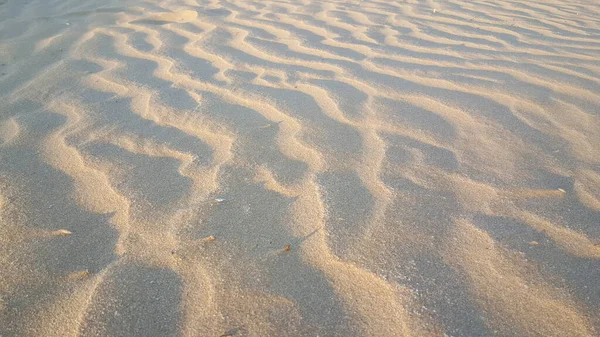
(1, 0, 600, 336)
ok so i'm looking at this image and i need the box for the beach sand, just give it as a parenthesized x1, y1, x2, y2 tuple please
(1, 0, 599, 336)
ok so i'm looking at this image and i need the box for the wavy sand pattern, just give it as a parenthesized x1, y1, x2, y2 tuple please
(1, 0, 599, 336)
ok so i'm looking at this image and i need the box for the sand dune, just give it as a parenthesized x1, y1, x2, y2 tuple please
(1, 0, 599, 336)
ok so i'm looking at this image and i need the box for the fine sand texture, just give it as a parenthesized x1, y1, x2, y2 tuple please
(1, 0, 600, 336)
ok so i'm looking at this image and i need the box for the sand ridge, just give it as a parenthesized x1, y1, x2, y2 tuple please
(1, 0, 599, 336)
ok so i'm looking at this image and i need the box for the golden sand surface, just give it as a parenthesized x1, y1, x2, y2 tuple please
(1, 0, 599, 336)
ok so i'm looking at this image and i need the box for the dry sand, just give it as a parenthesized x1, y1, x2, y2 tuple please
(1, 0, 599, 336)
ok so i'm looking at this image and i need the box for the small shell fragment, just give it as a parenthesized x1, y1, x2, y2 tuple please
(215, 198, 225, 203)
(204, 235, 216, 242)
(67, 270, 90, 280)
(529, 241, 539, 246)
(51, 229, 72, 236)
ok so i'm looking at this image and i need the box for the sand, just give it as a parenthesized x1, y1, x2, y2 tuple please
(1, 0, 599, 336)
